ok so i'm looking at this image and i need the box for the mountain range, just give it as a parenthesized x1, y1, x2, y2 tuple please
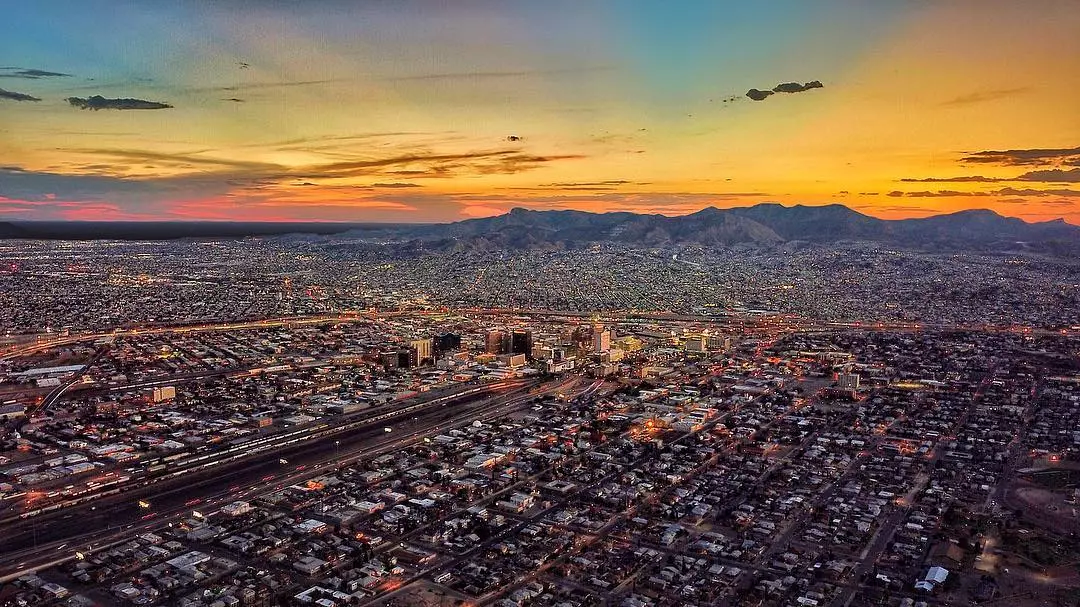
(1, 204, 1077, 255)
(396, 204, 1080, 255)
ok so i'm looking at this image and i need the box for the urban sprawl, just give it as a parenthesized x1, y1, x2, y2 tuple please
(0, 239, 1078, 607)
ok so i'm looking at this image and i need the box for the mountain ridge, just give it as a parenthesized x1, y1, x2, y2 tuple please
(393, 203, 1079, 254)
(0, 204, 1076, 255)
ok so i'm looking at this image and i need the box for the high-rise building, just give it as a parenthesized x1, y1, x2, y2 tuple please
(486, 329, 511, 354)
(510, 329, 533, 357)
(593, 326, 611, 353)
(380, 351, 400, 369)
(434, 333, 461, 354)
(838, 372, 861, 391)
(410, 338, 434, 365)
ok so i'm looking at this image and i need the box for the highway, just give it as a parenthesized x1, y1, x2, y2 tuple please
(0, 377, 534, 526)
(0, 376, 578, 582)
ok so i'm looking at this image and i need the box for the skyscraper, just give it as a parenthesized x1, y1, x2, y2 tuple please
(593, 326, 611, 353)
(486, 329, 510, 354)
(510, 329, 533, 357)
(410, 338, 434, 365)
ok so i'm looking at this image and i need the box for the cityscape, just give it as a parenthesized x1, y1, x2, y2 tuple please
(2, 2, 1080, 607)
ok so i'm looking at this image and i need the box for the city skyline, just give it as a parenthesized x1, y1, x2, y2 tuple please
(2, 0, 1080, 223)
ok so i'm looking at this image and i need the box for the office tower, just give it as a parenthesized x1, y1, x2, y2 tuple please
(434, 333, 462, 353)
(486, 329, 510, 354)
(410, 338, 434, 365)
(510, 329, 533, 357)
(593, 326, 611, 353)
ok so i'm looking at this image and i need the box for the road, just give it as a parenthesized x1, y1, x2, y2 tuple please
(0, 376, 579, 582)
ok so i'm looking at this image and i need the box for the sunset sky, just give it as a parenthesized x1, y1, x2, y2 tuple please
(2, 0, 1079, 223)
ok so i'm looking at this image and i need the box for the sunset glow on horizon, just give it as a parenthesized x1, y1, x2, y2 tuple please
(2, 0, 1079, 223)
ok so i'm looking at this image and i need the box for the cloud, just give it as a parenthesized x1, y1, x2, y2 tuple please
(0, 88, 40, 102)
(216, 79, 339, 92)
(773, 81, 823, 94)
(371, 182, 422, 188)
(959, 145, 1080, 166)
(223, 97, 245, 103)
(900, 190, 977, 197)
(66, 95, 173, 110)
(313, 151, 584, 179)
(64, 148, 278, 171)
(0, 67, 71, 79)
(540, 180, 644, 187)
(941, 88, 1028, 106)
(900, 176, 1002, 183)
(887, 187, 1080, 198)
(1016, 168, 1080, 183)
(994, 187, 1080, 197)
(746, 80, 823, 102)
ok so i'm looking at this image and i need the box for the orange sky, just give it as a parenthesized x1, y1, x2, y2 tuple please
(1, 0, 1078, 223)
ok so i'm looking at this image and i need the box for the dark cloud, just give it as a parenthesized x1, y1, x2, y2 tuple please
(859, 192, 879, 196)
(994, 187, 1080, 197)
(1016, 168, 1080, 183)
(746, 89, 774, 101)
(0, 88, 40, 102)
(66, 95, 173, 110)
(888, 187, 1080, 198)
(223, 98, 245, 103)
(0, 67, 71, 79)
(941, 88, 1028, 106)
(959, 145, 1080, 166)
(371, 182, 422, 188)
(506, 135, 523, 142)
(901, 190, 976, 197)
(900, 176, 1002, 183)
(773, 80, 823, 94)
(746, 80, 823, 102)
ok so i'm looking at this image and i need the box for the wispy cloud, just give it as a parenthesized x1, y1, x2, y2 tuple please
(900, 176, 1002, 183)
(959, 145, 1080, 166)
(1017, 168, 1080, 183)
(67, 95, 173, 110)
(0, 88, 40, 102)
(889, 187, 1080, 198)
(64, 148, 280, 171)
(941, 87, 1028, 106)
(216, 79, 340, 92)
(370, 182, 422, 188)
(0, 67, 71, 79)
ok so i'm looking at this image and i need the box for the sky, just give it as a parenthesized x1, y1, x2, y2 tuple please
(1, 0, 1079, 223)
